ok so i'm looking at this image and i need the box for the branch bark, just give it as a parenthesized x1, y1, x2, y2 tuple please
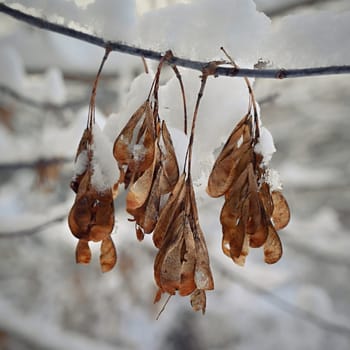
(0, 299, 127, 350)
(0, 85, 86, 111)
(0, 157, 72, 172)
(212, 257, 350, 337)
(1, 3, 350, 79)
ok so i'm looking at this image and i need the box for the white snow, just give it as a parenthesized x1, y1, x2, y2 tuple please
(137, 0, 270, 64)
(261, 10, 350, 67)
(1, 2, 350, 350)
(90, 124, 119, 192)
(43, 67, 67, 105)
(73, 149, 88, 177)
(0, 45, 25, 92)
(265, 168, 282, 192)
(255, 126, 276, 165)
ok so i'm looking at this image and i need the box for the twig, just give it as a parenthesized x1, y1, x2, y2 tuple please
(0, 214, 66, 238)
(266, 0, 332, 17)
(258, 92, 280, 106)
(284, 236, 350, 268)
(0, 84, 86, 111)
(212, 257, 350, 337)
(0, 157, 72, 172)
(1, 3, 350, 79)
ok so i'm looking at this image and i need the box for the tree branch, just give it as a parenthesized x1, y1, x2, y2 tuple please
(0, 214, 66, 238)
(0, 84, 86, 111)
(0, 157, 72, 172)
(265, 0, 333, 17)
(212, 257, 350, 337)
(1, 3, 350, 79)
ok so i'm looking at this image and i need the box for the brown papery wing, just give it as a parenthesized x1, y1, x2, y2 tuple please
(271, 191, 290, 230)
(207, 115, 251, 198)
(100, 236, 117, 272)
(264, 223, 283, 264)
(159, 121, 179, 194)
(153, 173, 186, 248)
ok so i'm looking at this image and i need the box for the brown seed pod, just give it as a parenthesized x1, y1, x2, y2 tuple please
(68, 48, 117, 272)
(153, 175, 214, 309)
(75, 239, 92, 264)
(113, 101, 156, 188)
(271, 191, 290, 230)
(100, 236, 117, 273)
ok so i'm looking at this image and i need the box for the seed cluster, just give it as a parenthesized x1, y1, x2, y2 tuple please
(68, 49, 290, 314)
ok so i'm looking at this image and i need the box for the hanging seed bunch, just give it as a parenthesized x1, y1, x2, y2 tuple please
(153, 73, 214, 314)
(113, 54, 213, 313)
(68, 48, 118, 272)
(207, 48, 290, 266)
(113, 51, 185, 240)
(67, 47, 291, 315)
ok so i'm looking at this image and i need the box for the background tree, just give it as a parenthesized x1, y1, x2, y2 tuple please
(0, 0, 350, 349)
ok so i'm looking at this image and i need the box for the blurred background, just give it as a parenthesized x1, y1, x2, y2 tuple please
(0, 0, 350, 349)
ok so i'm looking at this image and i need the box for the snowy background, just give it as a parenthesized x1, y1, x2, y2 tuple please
(0, 0, 350, 349)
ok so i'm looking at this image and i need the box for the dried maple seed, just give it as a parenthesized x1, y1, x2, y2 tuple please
(153, 176, 214, 311)
(76, 239, 92, 264)
(207, 49, 290, 267)
(68, 48, 117, 272)
(271, 191, 290, 230)
(100, 236, 117, 273)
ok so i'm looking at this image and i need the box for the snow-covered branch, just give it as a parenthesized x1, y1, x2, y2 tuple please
(0, 299, 127, 350)
(263, 0, 331, 17)
(0, 157, 72, 172)
(0, 84, 86, 111)
(0, 214, 66, 238)
(1, 3, 350, 79)
(212, 257, 350, 338)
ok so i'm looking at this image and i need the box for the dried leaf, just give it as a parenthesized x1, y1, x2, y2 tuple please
(259, 182, 274, 217)
(249, 219, 268, 248)
(113, 102, 156, 187)
(221, 214, 245, 259)
(75, 128, 91, 162)
(100, 236, 117, 272)
(159, 121, 179, 194)
(264, 224, 283, 264)
(187, 179, 214, 291)
(207, 115, 251, 197)
(154, 212, 185, 295)
(190, 289, 207, 314)
(153, 173, 186, 248)
(232, 234, 250, 266)
(68, 173, 115, 243)
(271, 191, 290, 230)
(139, 165, 162, 233)
(75, 239, 91, 264)
(126, 158, 154, 211)
(135, 226, 144, 241)
(179, 216, 196, 296)
(68, 195, 92, 241)
(90, 190, 115, 242)
(220, 195, 245, 259)
(113, 102, 148, 166)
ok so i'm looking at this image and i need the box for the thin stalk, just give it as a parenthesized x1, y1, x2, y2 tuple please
(221, 47, 260, 140)
(87, 46, 112, 129)
(185, 75, 208, 177)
